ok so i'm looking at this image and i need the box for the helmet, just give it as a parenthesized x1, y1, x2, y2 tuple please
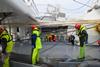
(0, 25, 4, 34)
(75, 23, 81, 30)
(31, 25, 37, 30)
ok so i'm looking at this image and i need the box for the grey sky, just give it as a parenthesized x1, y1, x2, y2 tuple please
(34, 0, 97, 18)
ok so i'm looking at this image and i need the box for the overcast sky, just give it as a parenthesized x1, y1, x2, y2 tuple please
(34, 0, 97, 18)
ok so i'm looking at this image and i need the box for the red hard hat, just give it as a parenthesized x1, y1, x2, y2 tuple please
(31, 25, 37, 30)
(75, 23, 81, 30)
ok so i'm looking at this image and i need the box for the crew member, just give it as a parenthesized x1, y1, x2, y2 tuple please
(0, 25, 14, 67)
(31, 25, 42, 65)
(75, 23, 88, 60)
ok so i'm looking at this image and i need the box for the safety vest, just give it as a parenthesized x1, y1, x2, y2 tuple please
(76, 25, 86, 36)
(0, 31, 14, 53)
(32, 30, 42, 49)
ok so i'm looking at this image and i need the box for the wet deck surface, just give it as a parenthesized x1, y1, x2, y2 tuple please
(12, 40, 100, 61)
(0, 40, 100, 67)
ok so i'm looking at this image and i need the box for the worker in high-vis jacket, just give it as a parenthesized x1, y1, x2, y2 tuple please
(31, 25, 42, 65)
(75, 23, 88, 60)
(0, 25, 14, 67)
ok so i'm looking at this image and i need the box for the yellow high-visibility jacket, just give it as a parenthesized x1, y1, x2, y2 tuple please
(76, 25, 86, 37)
(0, 31, 14, 53)
(32, 30, 42, 49)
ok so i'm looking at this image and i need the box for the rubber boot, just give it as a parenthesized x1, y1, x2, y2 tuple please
(32, 48, 39, 65)
(3, 56, 10, 67)
(78, 45, 85, 61)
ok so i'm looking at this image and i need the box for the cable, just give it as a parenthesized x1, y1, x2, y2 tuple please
(27, 0, 39, 16)
(73, 0, 92, 8)
(31, 3, 38, 16)
(31, 0, 97, 16)
(32, 0, 39, 15)
(61, 0, 93, 11)
(38, 0, 93, 11)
